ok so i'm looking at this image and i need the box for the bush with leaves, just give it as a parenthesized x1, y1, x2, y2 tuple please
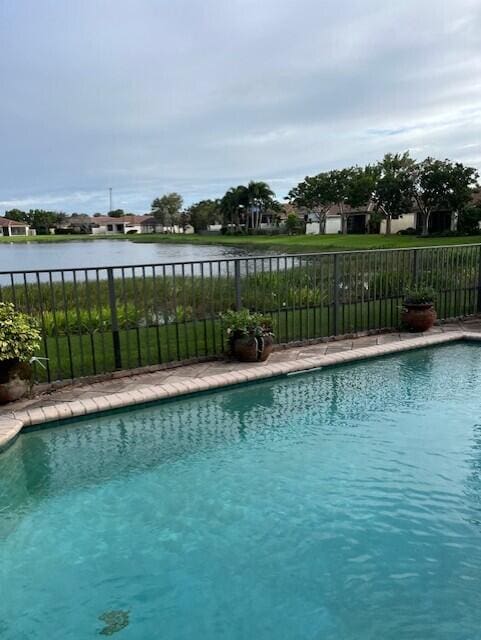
(0, 302, 41, 362)
(221, 309, 274, 339)
(403, 285, 436, 305)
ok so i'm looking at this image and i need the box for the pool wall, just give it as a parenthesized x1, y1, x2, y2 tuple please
(1, 329, 480, 454)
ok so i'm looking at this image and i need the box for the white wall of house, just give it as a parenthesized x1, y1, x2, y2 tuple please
(3, 224, 30, 236)
(124, 224, 144, 234)
(326, 216, 342, 234)
(379, 213, 415, 234)
(305, 222, 320, 234)
(305, 216, 342, 235)
(91, 223, 127, 234)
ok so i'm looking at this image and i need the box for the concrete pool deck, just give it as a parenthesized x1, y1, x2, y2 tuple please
(1, 318, 481, 453)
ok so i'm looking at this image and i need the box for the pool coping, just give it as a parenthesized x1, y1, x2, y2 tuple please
(1, 330, 480, 453)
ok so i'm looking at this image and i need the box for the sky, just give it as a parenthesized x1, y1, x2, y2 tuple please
(1, 0, 480, 214)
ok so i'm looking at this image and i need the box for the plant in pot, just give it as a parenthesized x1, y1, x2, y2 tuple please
(222, 309, 274, 362)
(0, 302, 41, 404)
(401, 285, 437, 332)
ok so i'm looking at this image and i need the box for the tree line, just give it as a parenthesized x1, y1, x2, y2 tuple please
(150, 181, 279, 233)
(287, 152, 479, 235)
(4, 152, 480, 236)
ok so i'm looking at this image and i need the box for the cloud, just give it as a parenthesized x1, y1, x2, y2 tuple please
(1, 0, 480, 212)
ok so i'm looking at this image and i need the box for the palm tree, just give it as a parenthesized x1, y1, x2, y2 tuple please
(220, 186, 248, 231)
(245, 181, 275, 230)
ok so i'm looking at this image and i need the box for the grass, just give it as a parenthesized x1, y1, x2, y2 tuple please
(35, 301, 394, 382)
(2, 235, 480, 382)
(132, 232, 481, 253)
(3, 231, 481, 253)
(33, 279, 477, 383)
(2, 243, 476, 382)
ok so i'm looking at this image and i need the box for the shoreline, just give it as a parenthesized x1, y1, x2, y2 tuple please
(1, 232, 481, 254)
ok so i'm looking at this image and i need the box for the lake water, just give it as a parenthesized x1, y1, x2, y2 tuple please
(0, 240, 249, 273)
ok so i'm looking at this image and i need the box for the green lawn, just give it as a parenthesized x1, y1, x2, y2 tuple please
(3, 231, 481, 252)
(35, 301, 395, 382)
(132, 233, 481, 253)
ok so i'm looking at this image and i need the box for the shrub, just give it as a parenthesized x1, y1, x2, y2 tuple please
(403, 285, 436, 305)
(397, 227, 417, 236)
(0, 302, 41, 362)
(284, 214, 304, 235)
(221, 309, 274, 339)
(458, 205, 481, 235)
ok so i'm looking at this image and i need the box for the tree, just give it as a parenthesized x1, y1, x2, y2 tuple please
(288, 175, 330, 234)
(6, 209, 66, 234)
(413, 158, 479, 236)
(372, 152, 416, 234)
(287, 172, 348, 234)
(5, 208, 27, 222)
(179, 211, 190, 233)
(220, 182, 276, 232)
(284, 213, 303, 235)
(326, 169, 353, 234)
(108, 209, 125, 218)
(151, 193, 183, 231)
(458, 201, 481, 234)
(344, 165, 379, 232)
(187, 199, 222, 232)
(245, 181, 276, 230)
(220, 186, 249, 231)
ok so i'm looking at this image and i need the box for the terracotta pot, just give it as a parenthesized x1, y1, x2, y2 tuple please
(0, 359, 32, 404)
(401, 303, 436, 333)
(231, 334, 274, 362)
(257, 334, 274, 362)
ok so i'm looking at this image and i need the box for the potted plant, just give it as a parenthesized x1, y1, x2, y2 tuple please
(222, 309, 274, 362)
(0, 302, 41, 404)
(401, 285, 437, 332)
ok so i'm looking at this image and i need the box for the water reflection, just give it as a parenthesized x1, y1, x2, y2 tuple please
(2, 344, 481, 538)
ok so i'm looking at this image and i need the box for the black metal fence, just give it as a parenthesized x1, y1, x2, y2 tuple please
(2, 244, 480, 383)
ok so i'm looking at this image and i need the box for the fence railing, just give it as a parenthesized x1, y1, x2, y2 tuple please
(2, 244, 480, 383)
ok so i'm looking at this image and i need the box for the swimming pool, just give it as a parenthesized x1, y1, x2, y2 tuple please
(1, 343, 481, 639)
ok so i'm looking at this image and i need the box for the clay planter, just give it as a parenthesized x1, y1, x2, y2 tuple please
(401, 303, 436, 333)
(0, 359, 32, 404)
(231, 334, 274, 362)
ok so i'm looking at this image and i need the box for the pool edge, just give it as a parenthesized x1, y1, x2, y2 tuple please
(1, 330, 479, 453)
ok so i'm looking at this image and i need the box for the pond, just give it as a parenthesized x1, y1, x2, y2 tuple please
(0, 239, 250, 273)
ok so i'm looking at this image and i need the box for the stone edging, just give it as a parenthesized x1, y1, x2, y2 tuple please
(1, 331, 479, 454)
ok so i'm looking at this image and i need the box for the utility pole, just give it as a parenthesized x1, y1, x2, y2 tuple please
(108, 187, 112, 213)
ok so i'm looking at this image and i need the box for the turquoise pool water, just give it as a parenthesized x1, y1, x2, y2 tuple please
(1, 344, 481, 639)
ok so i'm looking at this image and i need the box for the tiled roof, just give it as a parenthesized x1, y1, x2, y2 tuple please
(0, 217, 28, 227)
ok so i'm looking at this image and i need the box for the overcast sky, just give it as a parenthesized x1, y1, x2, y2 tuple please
(1, 0, 480, 214)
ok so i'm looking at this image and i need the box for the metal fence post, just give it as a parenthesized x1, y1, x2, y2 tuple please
(412, 248, 419, 284)
(333, 253, 340, 335)
(107, 267, 122, 369)
(477, 246, 481, 313)
(234, 260, 242, 310)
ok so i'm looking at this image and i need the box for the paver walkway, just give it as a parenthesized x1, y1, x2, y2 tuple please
(1, 318, 481, 452)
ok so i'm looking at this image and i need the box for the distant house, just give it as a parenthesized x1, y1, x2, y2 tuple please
(304, 203, 379, 235)
(58, 214, 192, 235)
(90, 216, 136, 234)
(303, 202, 420, 235)
(0, 217, 31, 237)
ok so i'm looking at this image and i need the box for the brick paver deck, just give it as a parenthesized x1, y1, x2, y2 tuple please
(1, 318, 481, 452)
